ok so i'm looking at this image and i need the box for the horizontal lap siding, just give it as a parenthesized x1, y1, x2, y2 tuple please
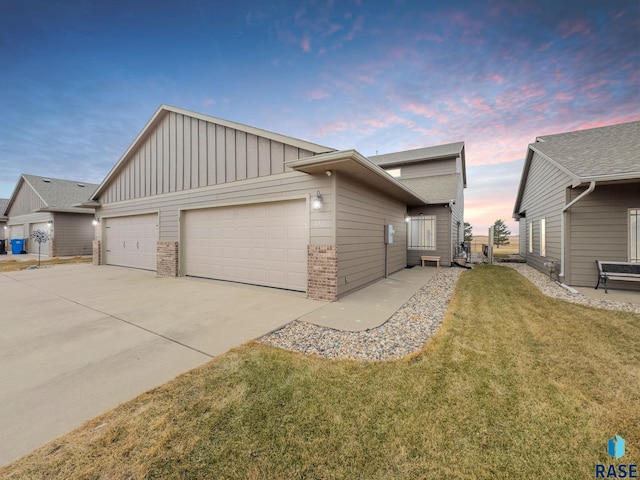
(568, 183, 640, 289)
(100, 112, 318, 204)
(336, 175, 406, 297)
(518, 153, 571, 277)
(450, 176, 464, 259)
(97, 172, 334, 245)
(398, 159, 455, 178)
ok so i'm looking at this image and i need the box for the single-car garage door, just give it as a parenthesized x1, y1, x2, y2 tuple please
(105, 214, 158, 271)
(184, 200, 307, 291)
(29, 223, 51, 256)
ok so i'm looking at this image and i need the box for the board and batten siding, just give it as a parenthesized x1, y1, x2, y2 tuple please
(53, 212, 94, 256)
(406, 205, 451, 266)
(97, 172, 334, 247)
(517, 152, 572, 277)
(100, 112, 317, 204)
(449, 176, 465, 258)
(6, 181, 46, 217)
(335, 174, 407, 297)
(566, 182, 640, 289)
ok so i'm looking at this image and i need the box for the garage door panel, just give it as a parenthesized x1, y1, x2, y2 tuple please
(184, 200, 307, 291)
(29, 223, 51, 256)
(105, 214, 158, 271)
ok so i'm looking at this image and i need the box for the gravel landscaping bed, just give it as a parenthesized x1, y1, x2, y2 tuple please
(259, 267, 464, 361)
(504, 263, 640, 315)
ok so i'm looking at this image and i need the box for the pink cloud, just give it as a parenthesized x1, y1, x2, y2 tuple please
(488, 74, 505, 84)
(307, 88, 331, 101)
(315, 119, 352, 137)
(463, 96, 493, 115)
(559, 18, 591, 38)
(301, 35, 311, 52)
(555, 92, 574, 101)
(402, 102, 435, 118)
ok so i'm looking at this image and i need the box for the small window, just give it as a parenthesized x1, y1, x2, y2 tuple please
(540, 218, 546, 257)
(528, 221, 533, 253)
(385, 168, 401, 178)
(407, 216, 436, 250)
(630, 209, 640, 262)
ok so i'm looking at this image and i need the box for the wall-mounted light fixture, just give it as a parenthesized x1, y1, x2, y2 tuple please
(311, 191, 323, 210)
(92, 218, 99, 226)
(405, 215, 410, 223)
(47, 220, 53, 227)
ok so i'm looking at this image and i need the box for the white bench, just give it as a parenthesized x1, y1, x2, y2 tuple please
(595, 260, 640, 293)
(421, 255, 441, 268)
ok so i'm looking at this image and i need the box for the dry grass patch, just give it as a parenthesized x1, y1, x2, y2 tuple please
(0, 256, 92, 272)
(1, 265, 638, 479)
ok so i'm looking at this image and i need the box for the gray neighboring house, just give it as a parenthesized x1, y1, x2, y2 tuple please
(4, 174, 99, 257)
(513, 121, 640, 290)
(0, 198, 8, 242)
(88, 105, 466, 301)
(369, 142, 467, 267)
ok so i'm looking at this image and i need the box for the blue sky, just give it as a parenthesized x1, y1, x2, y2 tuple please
(1, 0, 638, 232)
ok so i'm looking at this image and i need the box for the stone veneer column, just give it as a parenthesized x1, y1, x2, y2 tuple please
(92, 240, 101, 266)
(157, 241, 179, 277)
(307, 245, 338, 301)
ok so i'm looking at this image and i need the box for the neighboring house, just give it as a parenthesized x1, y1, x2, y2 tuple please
(0, 198, 8, 242)
(88, 105, 464, 301)
(513, 121, 640, 290)
(369, 142, 467, 267)
(4, 174, 99, 257)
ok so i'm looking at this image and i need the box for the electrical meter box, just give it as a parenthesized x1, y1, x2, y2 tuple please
(384, 224, 394, 244)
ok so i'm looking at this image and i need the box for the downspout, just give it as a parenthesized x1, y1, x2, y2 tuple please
(560, 181, 595, 278)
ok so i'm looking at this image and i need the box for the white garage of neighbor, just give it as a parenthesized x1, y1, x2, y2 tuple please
(183, 200, 307, 291)
(104, 214, 158, 271)
(29, 222, 52, 256)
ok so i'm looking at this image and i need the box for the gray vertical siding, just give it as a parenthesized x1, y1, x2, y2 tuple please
(335, 174, 407, 297)
(53, 212, 94, 256)
(517, 152, 571, 277)
(406, 205, 451, 266)
(450, 176, 465, 258)
(566, 183, 640, 289)
(518, 219, 526, 256)
(100, 112, 319, 204)
(6, 181, 46, 217)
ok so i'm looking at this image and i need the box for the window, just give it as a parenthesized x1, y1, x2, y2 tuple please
(540, 218, 546, 257)
(407, 216, 436, 250)
(385, 168, 401, 178)
(528, 221, 533, 253)
(631, 209, 640, 262)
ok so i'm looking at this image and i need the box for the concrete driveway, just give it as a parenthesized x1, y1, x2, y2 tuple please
(0, 264, 324, 466)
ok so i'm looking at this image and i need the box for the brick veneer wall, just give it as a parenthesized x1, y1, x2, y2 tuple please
(157, 241, 179, 277)
(92, 240, 101, 266)
(307, 245, 338, 301)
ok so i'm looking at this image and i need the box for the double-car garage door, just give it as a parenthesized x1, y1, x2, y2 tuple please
(184, 200, 307, 291)
(103, 200, 307, 291)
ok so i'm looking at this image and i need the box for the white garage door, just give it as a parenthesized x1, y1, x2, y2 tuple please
(105, 214, 158, 271)
(184, 200, 307, 291)
(29, 223, 51, 256)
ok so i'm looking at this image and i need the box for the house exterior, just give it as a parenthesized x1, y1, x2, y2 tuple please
(0, 198, 8, 242)
(513, 121, 640, 290)
(89, 105, 461, 301)
(4, 175, 99, 257)
(369, 143, 467, 267)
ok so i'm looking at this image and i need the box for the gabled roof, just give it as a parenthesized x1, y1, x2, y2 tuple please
(5, 174, 99, 215)
(369, 142, 466, 187)
(92, 104, 335, 200)
(532, 121, 640, 180)
(286, 149, 429, 207)
(513, 121, 640, 219)
(0, 198, 8, 220)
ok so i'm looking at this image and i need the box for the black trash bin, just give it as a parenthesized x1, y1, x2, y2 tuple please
(0, 239, 6, 255)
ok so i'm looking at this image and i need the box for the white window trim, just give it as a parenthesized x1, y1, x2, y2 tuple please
(528, 221, 533, 253)
(407, 216, 437, 250)
(540, 218, 546, 257)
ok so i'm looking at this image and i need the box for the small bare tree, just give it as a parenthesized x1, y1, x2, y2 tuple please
(30, 229, 50, 267)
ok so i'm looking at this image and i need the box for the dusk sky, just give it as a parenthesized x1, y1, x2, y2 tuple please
(1, 0, 638, 233)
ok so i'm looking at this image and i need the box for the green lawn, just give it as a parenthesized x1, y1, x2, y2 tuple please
(2, 265, 638, 479)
